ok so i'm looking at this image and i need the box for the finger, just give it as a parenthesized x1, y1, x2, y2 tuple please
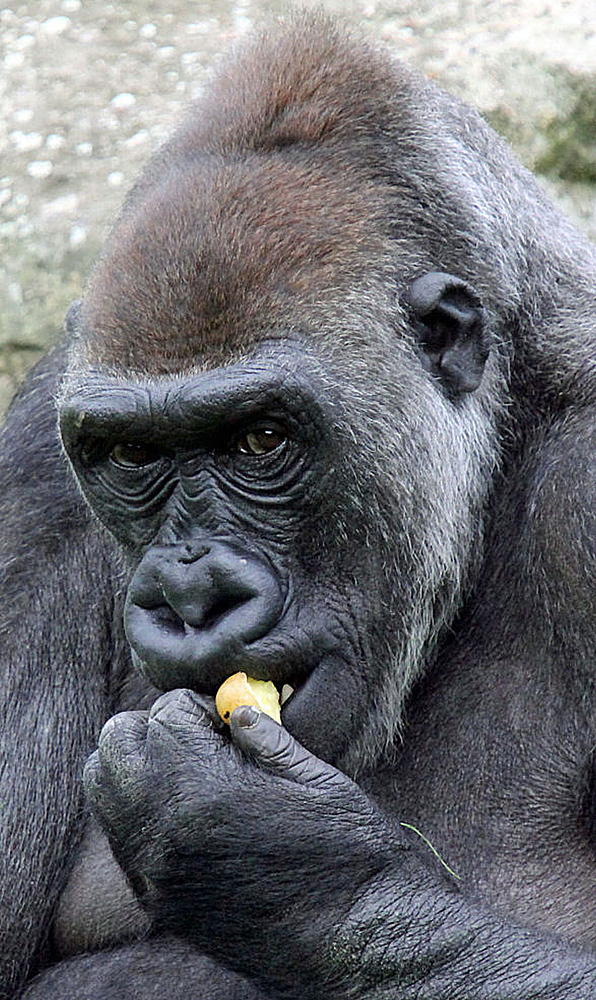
(95, 710, 149, 773)
(148, 689, 223, 727)
(230, 707, 342, 788)
(82, 749, 101, 801)
(146, 689, 226, 757)
(84, 712, 149, 813)
(83, 746, 134, 825)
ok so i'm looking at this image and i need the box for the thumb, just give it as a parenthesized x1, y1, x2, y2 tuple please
(229, 707, 341, 789)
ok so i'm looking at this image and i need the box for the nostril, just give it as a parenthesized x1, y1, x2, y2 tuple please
(177, 542, 210, 565)
(199, 593, 247, 631)
(146, 603, 187, 636)
(140, 592, 250, 635)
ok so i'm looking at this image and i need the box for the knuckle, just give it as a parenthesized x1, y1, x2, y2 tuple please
(98, 710, 141, 747)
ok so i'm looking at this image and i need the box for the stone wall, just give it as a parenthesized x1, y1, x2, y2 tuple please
(1, 0, 594, 414)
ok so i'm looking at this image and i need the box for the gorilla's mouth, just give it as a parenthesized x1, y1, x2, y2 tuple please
(130, 642, 354, 764)
(129, 644, 308, 719)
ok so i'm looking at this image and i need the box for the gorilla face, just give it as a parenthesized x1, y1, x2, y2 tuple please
(60, 344, 386, 767)
(61, 280, 494, 775)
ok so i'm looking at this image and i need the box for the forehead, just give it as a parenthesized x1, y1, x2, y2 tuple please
(80, 151, 390, 375)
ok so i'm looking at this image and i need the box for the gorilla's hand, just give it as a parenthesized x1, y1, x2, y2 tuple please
(84, 691, 596, 999)
(83, 689, 402, 991)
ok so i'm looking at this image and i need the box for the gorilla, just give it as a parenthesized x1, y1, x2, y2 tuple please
(1, 12, 595, 999)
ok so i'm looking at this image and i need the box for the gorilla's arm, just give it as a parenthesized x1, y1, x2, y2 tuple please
(86, 693, 596, 1000)
(0, 350, 116, 996)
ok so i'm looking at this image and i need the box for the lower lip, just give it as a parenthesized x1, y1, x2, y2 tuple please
(280, 666, 320, 731)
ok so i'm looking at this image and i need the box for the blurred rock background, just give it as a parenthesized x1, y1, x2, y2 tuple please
(1, 0, 595, 415)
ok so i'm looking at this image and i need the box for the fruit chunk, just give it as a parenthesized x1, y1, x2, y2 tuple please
(215, 672, 281, 725)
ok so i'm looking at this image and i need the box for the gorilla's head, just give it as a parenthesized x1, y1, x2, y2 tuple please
(59, 15, 509, 774)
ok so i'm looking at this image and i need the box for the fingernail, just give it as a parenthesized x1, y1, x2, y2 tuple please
(232, 706, 260, 728)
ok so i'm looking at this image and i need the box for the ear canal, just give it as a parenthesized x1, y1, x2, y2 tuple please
(407, 272, 489, 396)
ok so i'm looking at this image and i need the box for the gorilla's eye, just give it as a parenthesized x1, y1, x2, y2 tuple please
(110, 442, 160, 469)
(235, 428, 286, 456)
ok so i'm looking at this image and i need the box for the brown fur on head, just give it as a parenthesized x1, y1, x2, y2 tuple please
(81, 155, 391, 374)
(79, 13, 422, 374)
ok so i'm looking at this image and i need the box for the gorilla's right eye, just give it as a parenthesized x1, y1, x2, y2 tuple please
(235, 428, 286, 456)
(109, 442, 161, 469)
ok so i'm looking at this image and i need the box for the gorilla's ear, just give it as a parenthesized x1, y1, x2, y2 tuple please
(406, 272, 489, 395)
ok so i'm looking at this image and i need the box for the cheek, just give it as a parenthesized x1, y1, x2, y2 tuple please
(279, 586, 394, 771)
(281, 650, 370, 765)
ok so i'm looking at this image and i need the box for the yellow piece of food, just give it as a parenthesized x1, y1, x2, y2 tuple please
(215, 672, 281, 725)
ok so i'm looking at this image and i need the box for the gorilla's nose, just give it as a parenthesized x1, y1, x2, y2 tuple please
(124, 541, 284, 691)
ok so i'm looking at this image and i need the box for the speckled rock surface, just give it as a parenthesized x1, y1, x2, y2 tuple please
(1, 0, 595, 413)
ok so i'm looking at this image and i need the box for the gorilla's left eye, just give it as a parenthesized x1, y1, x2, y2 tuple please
(235, 428, 286, 456)
(109, 442, 161, 469)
